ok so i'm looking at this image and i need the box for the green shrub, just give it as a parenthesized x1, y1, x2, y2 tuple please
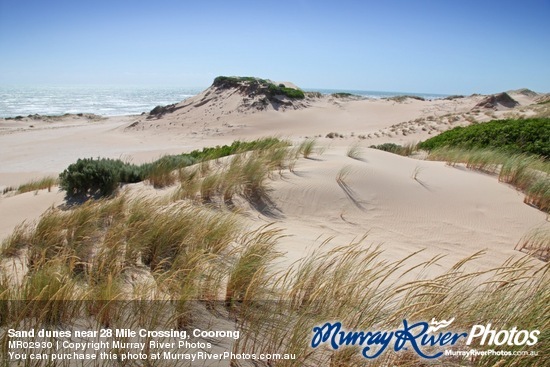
(59, 138, 288, 198)
(59, 158, 142, 197)
(277, 86, 305, 99)
(213, 76, 267, 87)
(370, 142, 417, 156)
(213, 76, 305, 99)
(418, 118, 550, 158)
(331, 92, 355, 98)
(188, 137, 286, 161)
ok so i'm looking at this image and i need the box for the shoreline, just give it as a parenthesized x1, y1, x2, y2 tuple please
(0, 81, 548, 366)
(0, 86, 457, 119)
(1, 82, 548, 270)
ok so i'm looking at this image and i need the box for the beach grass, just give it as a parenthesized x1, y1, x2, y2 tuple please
(58, 137, 289, 198)
(346, 143, 364, 160)
(1, 137, 548, 366)
(0, 192, 548, 366)
(516, 227, 550, 262)
(370, 142, 417, 156)
(17, 176, 58, 194)
(299, 139, 317, 159)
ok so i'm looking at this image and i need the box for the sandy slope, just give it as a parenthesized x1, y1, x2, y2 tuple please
(0, 85, 547, 275)
(250, 147, 548, 274)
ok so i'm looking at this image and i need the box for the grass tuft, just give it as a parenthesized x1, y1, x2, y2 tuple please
(516, 227, 549, 262)
(299, 139, 317, 158)
(346, 143, 364, 160)
(17, 176, 58, 194)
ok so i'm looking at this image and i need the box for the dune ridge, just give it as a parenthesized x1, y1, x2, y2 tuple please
(1, 78, 548, 270)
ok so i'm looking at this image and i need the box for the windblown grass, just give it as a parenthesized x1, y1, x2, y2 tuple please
(17, 176, 58, 194)
(411, 165, 423, 181)
(233, 241, 549, 367)
(1, 138, 548, 366)
(172, 139, 293, 207)
(516, 227, 550, 262)
(143, 155, 194, 188)
(299, 139, 317, 158)
(0, 223, 32, 257)
(336, 165, 352, 186)
(1, 201, 548, 366)
(346, 143, 364, 160)
(1, 176, 58, 196)
(58, 137, 289, 197)
(225, 225, 282, 307)
(427, 147, 550, 213)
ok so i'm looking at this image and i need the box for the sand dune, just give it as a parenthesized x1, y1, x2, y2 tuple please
(0, 81, 547, 275)
(255, 147, 547, 273)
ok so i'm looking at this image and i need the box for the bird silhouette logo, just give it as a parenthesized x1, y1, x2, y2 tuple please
(427, 317, 455, 333)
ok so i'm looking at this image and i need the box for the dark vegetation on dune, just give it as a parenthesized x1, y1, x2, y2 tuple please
(147, 76, 306, 118)
(213, 76, 305, 99)
(418, 118, 550, 158)
(474, 92, 519, 109)
(385, 95, 426, 102)
(369, 142, 416, 156)
(59, 138, 286, 198)
(330, 92, 360, 98)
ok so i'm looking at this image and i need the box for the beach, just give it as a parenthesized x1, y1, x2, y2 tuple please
(0, 79, 548, 366)
(1, 84, 548, 269)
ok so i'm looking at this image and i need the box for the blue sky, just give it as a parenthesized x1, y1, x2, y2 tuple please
(0, 0, 549, 94)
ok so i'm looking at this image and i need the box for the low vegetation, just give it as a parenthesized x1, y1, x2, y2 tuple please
(2, 176, 58, 195)
(298, 139, 317, 159)
(16, 176, 58, 194)
(331, 92, 357, 98)
(326, 131, 344, 139)
(1, 137, 549, 366)
(213, 76, 305, 99)
(59, 138, 288, 197)
(385, 95, 426, 102)
(370, 142, 416, 156)
(346, 143, 363, 160)
(59, 158, 143, 197)
(418, 118, 550, 158)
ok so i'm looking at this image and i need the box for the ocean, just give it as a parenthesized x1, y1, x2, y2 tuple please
(0, 85, 448, 118)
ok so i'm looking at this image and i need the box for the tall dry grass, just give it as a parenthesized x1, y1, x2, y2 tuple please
(516, 227, 550, 262)
(1, 139, 548, 367)
(171, 138, 294, 208)
(1, 203, 548, 366)
(233, 240, 549, 367)
(17, 176, 58, 194)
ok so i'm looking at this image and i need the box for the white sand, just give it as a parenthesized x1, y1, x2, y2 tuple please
(0, 86, 547, 275)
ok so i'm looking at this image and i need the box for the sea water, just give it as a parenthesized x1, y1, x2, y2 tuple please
(0, 85, 448, 118)
(0, 85, 200, 118)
